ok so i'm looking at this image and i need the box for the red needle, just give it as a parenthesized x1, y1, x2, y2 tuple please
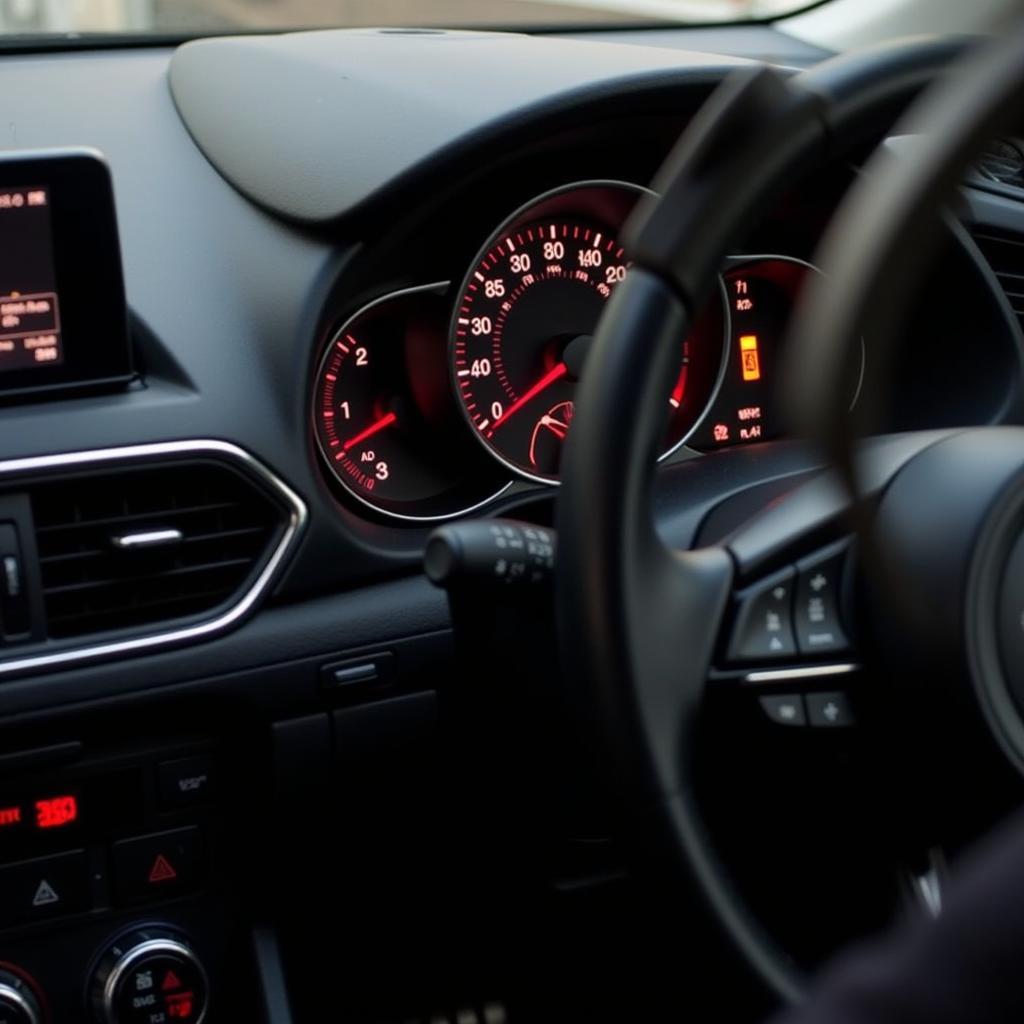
(490, 362, 568, 433)
(671, 364, 688, 407)
(342, 411, 397, 451)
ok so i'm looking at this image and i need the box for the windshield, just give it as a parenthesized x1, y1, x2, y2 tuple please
(0, 0, 817, 36)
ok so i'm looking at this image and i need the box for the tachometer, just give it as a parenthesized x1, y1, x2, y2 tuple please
(313, 284, 509, 521)
(450, 182, 725, 482)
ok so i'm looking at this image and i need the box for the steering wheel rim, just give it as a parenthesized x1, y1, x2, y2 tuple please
(556, 29, 1024, 1006)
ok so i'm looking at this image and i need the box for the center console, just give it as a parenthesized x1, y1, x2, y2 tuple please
(0, 729, 252, 1023)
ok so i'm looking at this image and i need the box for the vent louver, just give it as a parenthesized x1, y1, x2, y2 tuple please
(31, 460, 285, 639)
(977, 139, 1024, 191)
(972, 231, 1024, 335)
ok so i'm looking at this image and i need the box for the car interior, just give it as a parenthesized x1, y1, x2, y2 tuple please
(0, 0, 1024, 1020)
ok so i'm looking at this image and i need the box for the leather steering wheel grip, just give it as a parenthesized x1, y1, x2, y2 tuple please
(555, 33, 1022, 1006)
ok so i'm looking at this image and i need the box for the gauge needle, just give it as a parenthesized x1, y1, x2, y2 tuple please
(343, 411, 397, 451)
(490, 362, 568, 432)
(670, 364, 688, 408)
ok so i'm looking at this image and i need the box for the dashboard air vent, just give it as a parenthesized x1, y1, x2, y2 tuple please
(976, 139, 1024, 191)
(972, 230, 1024, 334)
(31, 460, 285, 639)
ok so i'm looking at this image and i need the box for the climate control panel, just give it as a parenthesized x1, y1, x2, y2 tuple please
(0, 926, 210, 1024)
(0, 744, 214, 931)
(0, 736, 237, 1021)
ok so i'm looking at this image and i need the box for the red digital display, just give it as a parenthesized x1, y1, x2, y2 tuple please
(0, 806, 20, 827)
(34, 794, 77, 829)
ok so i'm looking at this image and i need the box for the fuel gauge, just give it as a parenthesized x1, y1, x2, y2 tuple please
(313, 283, 510, 521)
(689, 256, 865, 451)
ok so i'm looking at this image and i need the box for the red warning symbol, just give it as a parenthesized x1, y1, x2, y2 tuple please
(162, 969, 182, 991)
(148, 854, 177, 883)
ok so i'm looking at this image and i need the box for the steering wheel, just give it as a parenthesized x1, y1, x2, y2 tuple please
(556, 22, 1024, 1005)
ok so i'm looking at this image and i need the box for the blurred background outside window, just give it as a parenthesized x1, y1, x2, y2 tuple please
(0, 0, 814, 35)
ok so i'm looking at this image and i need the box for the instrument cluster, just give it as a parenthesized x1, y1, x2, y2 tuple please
(312, 181, 840, 521)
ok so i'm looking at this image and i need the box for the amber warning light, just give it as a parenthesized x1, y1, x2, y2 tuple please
(739, 334, 761, 382)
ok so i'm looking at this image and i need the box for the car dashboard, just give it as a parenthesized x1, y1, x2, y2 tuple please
(0, 22, 1018, 1024)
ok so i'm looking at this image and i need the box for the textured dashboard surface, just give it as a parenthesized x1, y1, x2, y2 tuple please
(168, 28, 751, 222)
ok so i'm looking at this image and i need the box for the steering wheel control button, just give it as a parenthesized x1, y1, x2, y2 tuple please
(91, 928, 208, 1024)
(794, 546, 851, 656)
(727, 568, 796, 662)
(0, 968, 42, 1024)
(806, 692, 855, 728)
(110, 827, 202, 906)
(0, 849, 91, 926)
(157, 756, 215, 811)
(758, 694, 806, 727)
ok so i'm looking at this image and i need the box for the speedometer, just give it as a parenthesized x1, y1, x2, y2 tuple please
(450, 181, 726, 483)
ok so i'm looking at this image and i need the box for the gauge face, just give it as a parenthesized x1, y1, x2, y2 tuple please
(313, 285, 509, 521)
(316, 331, 410, 500)
(688, 256, 864, 452)
(451, 183, 725, 483)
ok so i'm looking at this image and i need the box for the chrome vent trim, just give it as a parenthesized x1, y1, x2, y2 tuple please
(0, 440, 306, 678)
(110, 528, 185, 551)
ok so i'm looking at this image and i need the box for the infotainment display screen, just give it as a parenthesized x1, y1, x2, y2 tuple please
(0, 185, 64, 371)
(0, 150, 131, 398)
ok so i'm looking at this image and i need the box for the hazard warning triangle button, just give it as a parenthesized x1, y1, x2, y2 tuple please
(148, 854, 177, 883)
(32, 879, 59, 906)
(0, 850, 91, 925)
(162, 969, 182, 991)
(111, 827, 202, 907)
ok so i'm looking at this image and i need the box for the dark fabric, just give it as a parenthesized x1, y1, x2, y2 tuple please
(773, 812, 1024, 1023)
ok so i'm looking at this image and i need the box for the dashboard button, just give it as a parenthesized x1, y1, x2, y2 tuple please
(728, 568, 797, 662)
(758, 694, 806, 727)
(794, 545, 851, 656)
(0, 849, 91, 926)
(157, 756, 215, 811)
(90, 928, 208, 1024)
(111, 827, 202, 907)
(806, 692, 855, 728)
(319, 652, 395, 699)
